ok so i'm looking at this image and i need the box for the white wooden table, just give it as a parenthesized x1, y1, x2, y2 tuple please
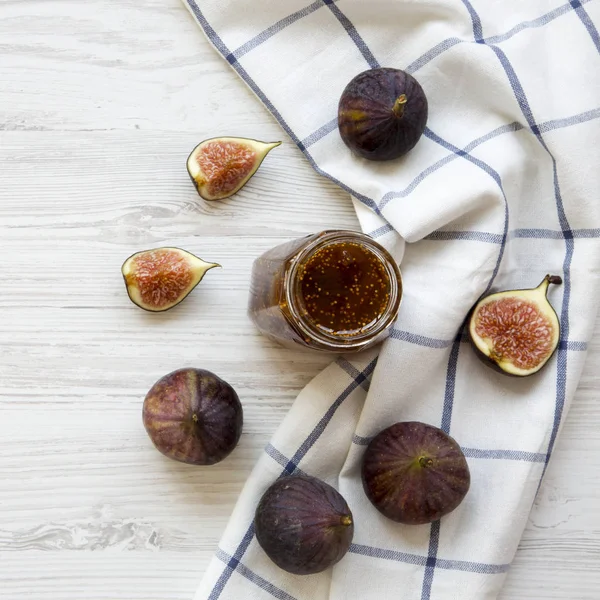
(1, 2, 598, 598)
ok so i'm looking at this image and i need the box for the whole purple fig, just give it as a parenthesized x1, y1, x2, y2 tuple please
(255, 475, 354, 575)
(143, 368, 242, 465)
(362, 422, 470, 524)
(338, 67, 428, 161)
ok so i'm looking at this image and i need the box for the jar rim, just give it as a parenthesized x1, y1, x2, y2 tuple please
(285, 230, 402, 351)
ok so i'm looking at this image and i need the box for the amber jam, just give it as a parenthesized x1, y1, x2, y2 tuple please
(297, 241, 391, 337)
(248, 230, 402, 353)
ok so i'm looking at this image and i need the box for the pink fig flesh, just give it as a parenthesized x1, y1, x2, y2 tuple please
(469, 275, 562, 376)
(187, 137, 281, 201)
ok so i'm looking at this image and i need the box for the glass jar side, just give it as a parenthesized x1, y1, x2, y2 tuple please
(247, 234, 318, 348)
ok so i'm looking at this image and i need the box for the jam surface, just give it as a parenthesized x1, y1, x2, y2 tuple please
(298, 241, 391, 337)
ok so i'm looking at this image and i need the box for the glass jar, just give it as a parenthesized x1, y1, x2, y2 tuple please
(248, 230, 402, 352)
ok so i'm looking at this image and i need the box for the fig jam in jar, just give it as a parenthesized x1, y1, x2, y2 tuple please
(248, 230, 402, 352)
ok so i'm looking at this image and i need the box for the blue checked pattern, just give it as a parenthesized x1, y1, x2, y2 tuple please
(182, 1, 600, 599)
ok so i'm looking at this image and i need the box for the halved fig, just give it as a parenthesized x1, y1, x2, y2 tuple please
(186, 137, 281, 200)
(469, 275, 562, 376)
(122, 247, 219, 312)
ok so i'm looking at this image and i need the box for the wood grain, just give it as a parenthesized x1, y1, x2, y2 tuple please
(1, 1, 598, 599)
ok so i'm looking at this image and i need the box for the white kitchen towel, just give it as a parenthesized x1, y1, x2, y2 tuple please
(183, 1, 600, 599)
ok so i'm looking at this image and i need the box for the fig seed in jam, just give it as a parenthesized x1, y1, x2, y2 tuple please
(298, 242, 391, 337)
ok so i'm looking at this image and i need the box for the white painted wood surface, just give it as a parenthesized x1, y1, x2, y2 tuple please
(1, 2, 598, 598)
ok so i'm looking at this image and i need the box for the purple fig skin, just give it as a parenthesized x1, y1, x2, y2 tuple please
(338, 67, 428, 161)
(143, 368, 242, 466)
(255, 475, 354, 575)
(362, 422, 470, 525)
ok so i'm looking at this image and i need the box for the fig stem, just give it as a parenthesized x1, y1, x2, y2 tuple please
(538, 274, 563, 296)
(203, 262, 221, 271)
(392, 94, 408, 118)
(419, 456, 434, 469)
(340, 515, 353, 527)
